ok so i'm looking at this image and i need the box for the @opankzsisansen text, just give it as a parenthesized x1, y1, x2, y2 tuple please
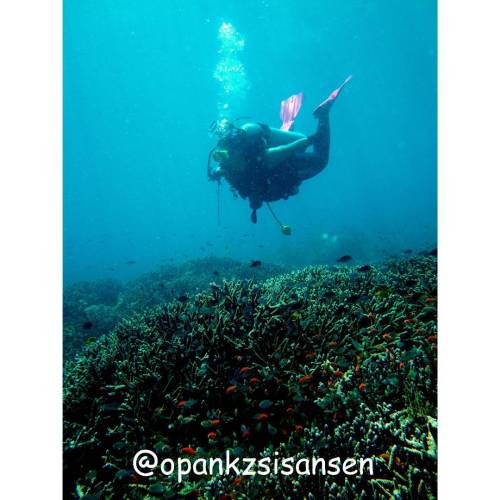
(133, 449, 374, 483)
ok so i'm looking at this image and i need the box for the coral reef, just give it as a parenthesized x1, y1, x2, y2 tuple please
(63, 278, 124, 359)
(63, 256, 437, 499)
(63, 257, 286, 360)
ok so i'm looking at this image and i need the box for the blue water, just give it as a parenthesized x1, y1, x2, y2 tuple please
(64, 0, 436, 284)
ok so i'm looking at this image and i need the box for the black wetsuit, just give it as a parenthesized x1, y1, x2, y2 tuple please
(223, 114, 331, 222)
(286, 112, 330, 182)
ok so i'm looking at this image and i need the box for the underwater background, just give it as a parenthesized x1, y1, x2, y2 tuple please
(63, 2, 437, 497)
(64, 0, 436, 284)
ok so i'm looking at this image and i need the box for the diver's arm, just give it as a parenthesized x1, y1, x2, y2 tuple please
(265, 137, 309, 169)
(268, 127, 307, 146)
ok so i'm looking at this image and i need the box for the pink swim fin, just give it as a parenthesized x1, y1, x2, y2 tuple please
(313, 75, 352, 116)
(280, 92, 304, 131)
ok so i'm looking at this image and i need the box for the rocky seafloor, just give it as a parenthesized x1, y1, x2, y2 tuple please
(63, 255, 437, 499)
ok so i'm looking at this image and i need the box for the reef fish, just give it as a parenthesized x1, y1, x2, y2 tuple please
(249, 260, 262, 268)
(358, 265, 372, 272)
(337, 255, 352, 263)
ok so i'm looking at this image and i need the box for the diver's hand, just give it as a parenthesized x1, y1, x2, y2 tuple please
(208, 165, 222, 181)
(306, 134, 317, 147)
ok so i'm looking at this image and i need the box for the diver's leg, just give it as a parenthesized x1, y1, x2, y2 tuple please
(294, 153, 326, 181)
(268, 127, 307, 146)
(309, 111, 330, 160)
(295, 113, 331, 180)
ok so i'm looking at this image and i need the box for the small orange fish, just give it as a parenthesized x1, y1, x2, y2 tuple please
(232, 477, 242, 485)
(177, 400, 186, 408)
(211, 419, 220, 426)
(207, 431, 217, 440)
(382, 333, 392, 340)
(298, 374, 313, 384)
(239, 367, 251, 373)
(427, 335, 437, 342)
(355, 364, 360, 375)
(286, 406, 294, 414)
(256, 413, 269, 421)
(404, 318, 416, 324)
(180, 447, 196, 455)
(328, 340, 338, 348)
(249, 377, 260, 384)
(294, 424, 303, 432)
(332, 370, 344, 378)
(431, 343, 437, 350)
(424, 297, 437, 303)
(399, 361, 405, 368)
(305, 352, 316, 360)
(358, 383, 367, 391)
(242, 430, 251, 438)
(225, 385, 237, 394)
(379, 453, 390, 461)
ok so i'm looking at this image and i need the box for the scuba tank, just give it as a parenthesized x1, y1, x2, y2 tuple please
(206, 121, 292, 232)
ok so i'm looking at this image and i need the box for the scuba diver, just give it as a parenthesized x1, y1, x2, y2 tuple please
(207, 75, 351, 225)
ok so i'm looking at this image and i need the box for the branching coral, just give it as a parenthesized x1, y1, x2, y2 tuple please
(63, 257, 286, 360)
(63, 256, 437, 499)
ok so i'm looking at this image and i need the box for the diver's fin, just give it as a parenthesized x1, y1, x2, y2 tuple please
(280, 92, 304, 131)
(313, 75, 352, 117)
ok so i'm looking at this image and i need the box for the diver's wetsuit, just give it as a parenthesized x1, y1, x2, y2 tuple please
(219, 112, 331, 222)
(289, 112, 330, 181)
